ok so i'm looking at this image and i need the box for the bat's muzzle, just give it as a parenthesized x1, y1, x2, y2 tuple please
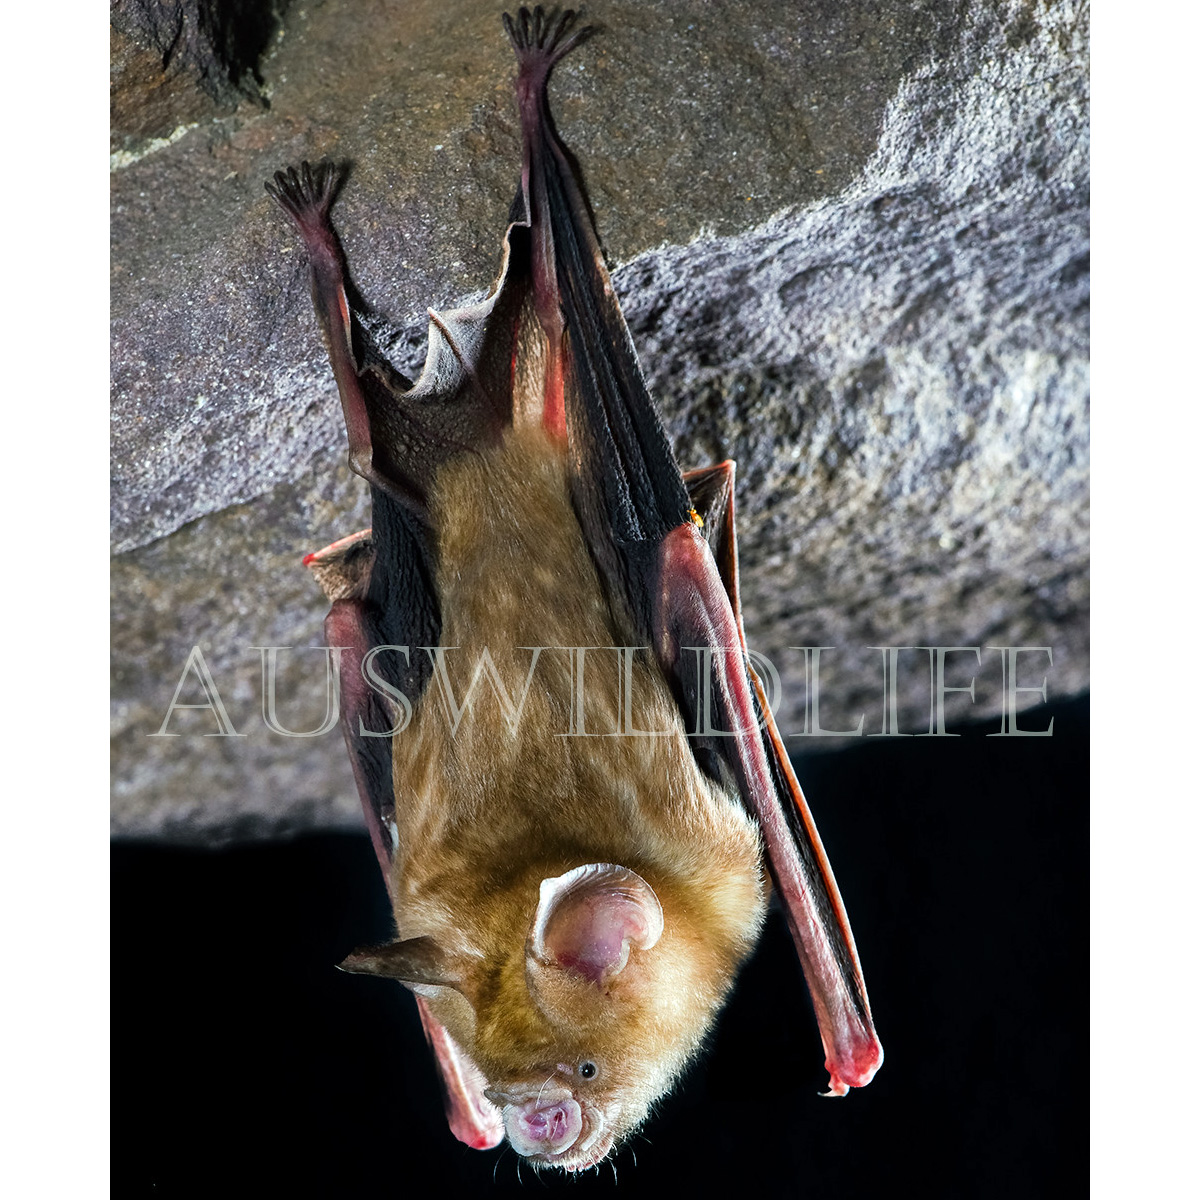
(500, 1093, 584, 1158)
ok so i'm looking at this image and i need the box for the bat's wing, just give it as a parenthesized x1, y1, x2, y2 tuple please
(266, 162, 526, 1148)
(507, 11, 884, 1094)
(267, 159, 528, 892)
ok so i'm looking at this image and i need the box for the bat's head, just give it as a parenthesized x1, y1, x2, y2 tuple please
(343, 857, 763, 1169)
(481, 862, 671, 1169)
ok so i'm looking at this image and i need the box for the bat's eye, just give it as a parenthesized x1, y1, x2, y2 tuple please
(578, 1061, 598, 1080)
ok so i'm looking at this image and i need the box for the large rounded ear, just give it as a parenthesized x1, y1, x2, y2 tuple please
(338, 936, 463, 990)
(527, 863, 663, 988)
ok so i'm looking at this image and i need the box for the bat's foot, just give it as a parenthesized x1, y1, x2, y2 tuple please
(503, 6, 593, 82)
(265, 161, 342, 241)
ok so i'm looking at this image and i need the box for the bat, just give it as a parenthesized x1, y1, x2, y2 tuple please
(266, 5, 882, 1171)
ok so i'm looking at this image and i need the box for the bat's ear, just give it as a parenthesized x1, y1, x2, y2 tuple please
(525, 864, 663, 1019)
(338, 935, 465, 991)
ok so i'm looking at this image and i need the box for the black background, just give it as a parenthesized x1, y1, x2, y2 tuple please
(112, 694, 1086, 1197)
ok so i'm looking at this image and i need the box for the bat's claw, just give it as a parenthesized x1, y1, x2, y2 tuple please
(264, 161, 342, 235)
(503, 6, 593, 72)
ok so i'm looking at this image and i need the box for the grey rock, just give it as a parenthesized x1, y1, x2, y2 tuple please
(111, 0, 1089, 841)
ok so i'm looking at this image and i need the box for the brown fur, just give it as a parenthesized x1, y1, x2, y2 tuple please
(386, 423, 767, 1158)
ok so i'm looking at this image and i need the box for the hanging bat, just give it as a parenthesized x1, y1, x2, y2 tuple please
(266, 6, 882, 1171)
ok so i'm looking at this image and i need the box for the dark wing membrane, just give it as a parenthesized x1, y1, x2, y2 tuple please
(505, 8, 693, 636)
(507, 12, 883, 1094)
(356, 230, 533, 505)
(301, 485, 436, 881)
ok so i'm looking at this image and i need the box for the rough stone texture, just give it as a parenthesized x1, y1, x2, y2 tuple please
(111, 0, 289, 161)
(111, 0, 1089, 841)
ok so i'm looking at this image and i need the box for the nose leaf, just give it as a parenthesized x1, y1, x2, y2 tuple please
(505, 1096, 583, 1157)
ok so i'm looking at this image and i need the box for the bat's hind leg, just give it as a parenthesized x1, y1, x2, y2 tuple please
(503, 8, 596, 440)
(266, 162, 381, 490)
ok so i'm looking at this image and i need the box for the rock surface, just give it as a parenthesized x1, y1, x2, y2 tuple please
(111, 0, 1090, 841)
(111, 0, 288, 162)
